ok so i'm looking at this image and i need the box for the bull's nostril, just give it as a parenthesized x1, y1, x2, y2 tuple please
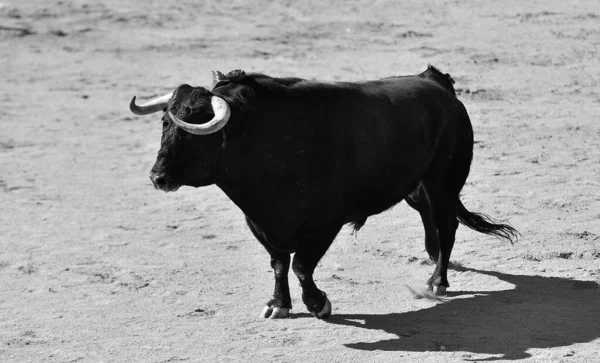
(155, 176, 166, 187)
(149, 173, 167, 189)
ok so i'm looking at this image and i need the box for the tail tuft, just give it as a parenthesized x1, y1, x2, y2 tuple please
(456, 199, 520, 243)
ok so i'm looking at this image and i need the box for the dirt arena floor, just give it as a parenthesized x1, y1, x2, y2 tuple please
(1, 0, 599, 362)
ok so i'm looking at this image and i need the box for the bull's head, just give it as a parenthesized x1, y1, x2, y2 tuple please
(129, 82, 231, 192)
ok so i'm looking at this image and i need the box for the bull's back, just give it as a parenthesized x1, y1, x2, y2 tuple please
(336, 79, 451, 177)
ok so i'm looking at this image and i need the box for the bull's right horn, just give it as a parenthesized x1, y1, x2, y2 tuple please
(168, 96, 231, 135)
(129, 92, 173, 115)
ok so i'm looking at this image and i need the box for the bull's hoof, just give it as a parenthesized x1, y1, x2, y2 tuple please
(309, 295, 332, 319)
(260, 305, 290, 319)
(426, 282, 448, 296)
(434, 285, 447, 295)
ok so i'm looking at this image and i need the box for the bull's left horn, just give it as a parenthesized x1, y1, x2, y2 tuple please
(129, 92, 173, 115)
(168, 96, 231, 135)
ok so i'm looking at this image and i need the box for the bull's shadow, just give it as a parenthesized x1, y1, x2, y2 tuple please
(326, 267, 600, 360)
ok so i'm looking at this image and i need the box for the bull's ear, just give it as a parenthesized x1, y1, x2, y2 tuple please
(225, 69, 246, 80)
(211, 70, 227, 89)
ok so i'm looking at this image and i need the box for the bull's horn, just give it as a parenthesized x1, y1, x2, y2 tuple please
(129, 92, 173, 115)
(168, 96, 231, 135)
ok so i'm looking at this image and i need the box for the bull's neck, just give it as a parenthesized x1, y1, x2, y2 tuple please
(213, 136, 271, 224)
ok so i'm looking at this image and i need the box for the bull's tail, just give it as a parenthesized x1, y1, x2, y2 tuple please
(456, 198, 520, 243)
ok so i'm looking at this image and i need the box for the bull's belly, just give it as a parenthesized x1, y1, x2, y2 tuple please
(342, 175, 421, 228)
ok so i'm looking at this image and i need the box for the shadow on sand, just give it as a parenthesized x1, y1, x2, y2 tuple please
(325, 267, 600, 360)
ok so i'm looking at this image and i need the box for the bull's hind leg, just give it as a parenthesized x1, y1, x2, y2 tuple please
(246, 216, 292, 319)
(406, 184, 439, 262)
(420, 182, 459, 295)
(292, 226, 341, 319)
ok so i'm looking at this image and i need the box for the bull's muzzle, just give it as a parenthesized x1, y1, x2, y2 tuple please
(149, 171, 179, 192)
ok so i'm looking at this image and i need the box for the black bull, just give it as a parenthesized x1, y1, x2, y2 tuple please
(129, 66, 518, 319)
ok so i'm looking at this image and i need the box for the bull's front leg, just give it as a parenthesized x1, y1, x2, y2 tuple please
(245, 216, 292, 319)
(260, 251, 292, 319)
(291, 227, 340, 319)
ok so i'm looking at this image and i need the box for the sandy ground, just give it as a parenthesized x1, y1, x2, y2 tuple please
(1, 0, 600, 362)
